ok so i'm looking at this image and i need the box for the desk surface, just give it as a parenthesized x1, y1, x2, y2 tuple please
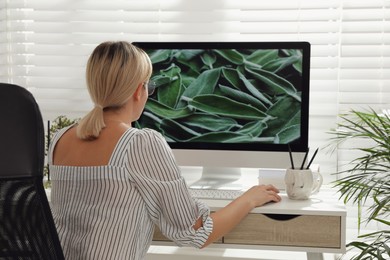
(181, 166, 346, 216)
(207, 191, 346, 216)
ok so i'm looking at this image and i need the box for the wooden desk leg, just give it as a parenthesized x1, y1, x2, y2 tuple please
(306, 252, 324, 260)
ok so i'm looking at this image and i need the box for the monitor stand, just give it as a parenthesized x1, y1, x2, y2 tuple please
(189, 167, 243, 190)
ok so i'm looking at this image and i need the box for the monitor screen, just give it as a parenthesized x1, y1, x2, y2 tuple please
(133, 42, 310, 188)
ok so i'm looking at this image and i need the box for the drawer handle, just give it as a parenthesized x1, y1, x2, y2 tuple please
(263, 214, 300, 221)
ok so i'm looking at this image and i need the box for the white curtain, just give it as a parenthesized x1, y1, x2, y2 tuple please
(1, 0, 389, 180)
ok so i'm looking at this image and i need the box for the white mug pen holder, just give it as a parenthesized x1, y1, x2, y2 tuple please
(286, 145, 322, 200)
(284, 168, 323, 200)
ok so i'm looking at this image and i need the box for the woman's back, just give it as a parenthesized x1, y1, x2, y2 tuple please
(50, 126, 153, 259)
(52, 123, 128, 167)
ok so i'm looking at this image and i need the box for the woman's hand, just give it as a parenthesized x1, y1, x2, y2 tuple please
(242, 184, 282, 208)
(201, 184, 281, 247)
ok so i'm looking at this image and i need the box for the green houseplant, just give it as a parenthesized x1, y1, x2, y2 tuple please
(327, 108, 390, 259)
(44, 115, 79, 187)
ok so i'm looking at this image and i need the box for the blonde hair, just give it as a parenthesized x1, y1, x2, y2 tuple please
(77, 41, 152, 140)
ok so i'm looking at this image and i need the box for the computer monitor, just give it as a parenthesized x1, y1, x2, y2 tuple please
(133, 42, 310, 189)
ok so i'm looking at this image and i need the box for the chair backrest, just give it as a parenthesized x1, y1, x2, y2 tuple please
(0, 83, 65, 259)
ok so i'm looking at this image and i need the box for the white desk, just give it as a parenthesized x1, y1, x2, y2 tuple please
(150, 167, 347, 260)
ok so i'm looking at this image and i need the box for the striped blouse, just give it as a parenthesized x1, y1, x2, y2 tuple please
(48, 126, 213, 260)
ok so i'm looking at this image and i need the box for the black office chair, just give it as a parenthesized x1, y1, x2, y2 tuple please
(0, 83, 64, 259)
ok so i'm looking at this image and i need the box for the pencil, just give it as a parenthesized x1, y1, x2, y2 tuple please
(306, 147, 319, 169)
(300, 147, 309, 170)
(288, 144, 295, 169)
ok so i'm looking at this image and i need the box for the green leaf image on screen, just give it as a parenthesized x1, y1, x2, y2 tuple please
(136, 48, 303, 144)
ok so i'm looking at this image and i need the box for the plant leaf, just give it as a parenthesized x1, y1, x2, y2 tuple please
(214, 49, 244, 65)
(182, 68, 221, 99)
(222, 68, 245, 91)
(282, 49, 303, 73)
(160, 118, 200, 141)
(201, 51, 216, 69)
(178, 113, 239, 132)
(152, 75, 171, 87)
(237, 120, 268, 137)
(275, 124, 300, 144)
(188, 94, 268, 120)
(218, 84, 268, 111)
(148, 49, 172, 63)
(174, 49, 204, 61)
(262, 55, 302, 73)
(186, 132, 274, 143)
(245, 49, 279, 67)
(263, 96, 301, 136)
(157, 64, 183, 108)
(144, 99, 192, 119)
(238, 71, 273, 105)
(187, 132, 253, 142)
(174, 49, 204, 76)
(246, 67, 299, 100)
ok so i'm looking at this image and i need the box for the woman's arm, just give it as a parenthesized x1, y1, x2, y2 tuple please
(128, 130, 281, 248)
(193, 184, 281, 248)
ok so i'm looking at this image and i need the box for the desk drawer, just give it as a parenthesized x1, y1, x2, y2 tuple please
(153, 213, 341, 249)
(224, 213, 341, 248)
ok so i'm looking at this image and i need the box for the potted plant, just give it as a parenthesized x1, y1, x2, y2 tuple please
(327, 108, 389, 259)
(44, 115, 79, 187)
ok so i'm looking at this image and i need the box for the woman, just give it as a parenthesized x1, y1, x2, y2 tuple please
(49, 41, 281, 259)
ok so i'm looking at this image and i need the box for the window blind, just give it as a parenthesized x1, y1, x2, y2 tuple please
(1, 0, 389, 180)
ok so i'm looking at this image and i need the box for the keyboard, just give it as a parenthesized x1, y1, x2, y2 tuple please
(189, 188, 244, 200)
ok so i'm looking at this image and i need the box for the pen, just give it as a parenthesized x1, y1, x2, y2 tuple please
(300, 147, 309, 170)
(306, 147, 319, 169)
(288, 144, 295, 169)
